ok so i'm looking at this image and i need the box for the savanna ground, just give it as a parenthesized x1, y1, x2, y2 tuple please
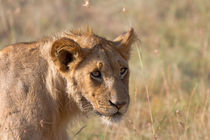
(0, 0, 209, 139)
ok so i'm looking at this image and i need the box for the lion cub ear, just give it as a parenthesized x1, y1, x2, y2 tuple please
(50, 37, 83, 72)
(113, 28, 136, 60)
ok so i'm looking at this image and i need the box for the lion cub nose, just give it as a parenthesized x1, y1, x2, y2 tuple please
(109, 100, 127, 110)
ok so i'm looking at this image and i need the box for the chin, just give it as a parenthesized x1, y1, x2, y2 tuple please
(95, 111, 124, 125)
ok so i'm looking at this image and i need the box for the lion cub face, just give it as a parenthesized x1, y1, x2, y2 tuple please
(50, 28, 135, 123)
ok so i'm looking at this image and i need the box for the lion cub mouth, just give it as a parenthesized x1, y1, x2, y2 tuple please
(78, 96, 123, 123)
(94, 110, 123, 123)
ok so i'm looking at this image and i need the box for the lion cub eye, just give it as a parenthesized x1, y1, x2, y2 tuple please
(90, 71, 102, 81)
(120, 67, 128, 79)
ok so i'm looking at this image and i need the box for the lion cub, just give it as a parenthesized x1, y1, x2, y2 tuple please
(0, 28, 135, 140)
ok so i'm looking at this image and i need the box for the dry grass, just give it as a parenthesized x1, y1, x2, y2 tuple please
(0, 0, 209, 139)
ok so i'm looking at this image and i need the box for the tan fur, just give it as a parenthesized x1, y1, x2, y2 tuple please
(0, 28, 136, 140)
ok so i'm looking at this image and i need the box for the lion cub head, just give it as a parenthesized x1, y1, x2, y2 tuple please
(50, 28, 136, 123)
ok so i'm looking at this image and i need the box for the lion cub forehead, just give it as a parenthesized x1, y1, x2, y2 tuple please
(94, 44, 120, 60)
(88, 45, 127, 71)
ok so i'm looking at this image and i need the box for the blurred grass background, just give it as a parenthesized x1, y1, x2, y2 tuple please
(0, 0, 209, 139)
